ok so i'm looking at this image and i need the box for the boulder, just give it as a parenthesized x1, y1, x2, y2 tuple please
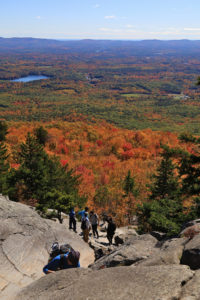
(180, 269, 200, 300)
(114, 226, 138, 245)
(0, 196, 94, 300)
(15, 265, 194, 300)
(137, 237, 186, 267)
(89, 234, 158, 270)
(181, 234, 200, 270)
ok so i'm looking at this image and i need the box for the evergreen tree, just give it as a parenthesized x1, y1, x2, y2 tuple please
(37, 155, 86, 222)
(137, 197, 188, 236)
(0, 142, 9, 194)
(93, 185, 110, 207)
(178, 134, 200, 219)
(150, 148, 180, 200)
(123, 170, 138, 223)
(8, 133, 49, 202)
(0, 121, 8, 142)
(136, 147, 188, 236)
(8, 133, 86, 221)
(34, 126, 49, 146)
(178, 134, 200, 196)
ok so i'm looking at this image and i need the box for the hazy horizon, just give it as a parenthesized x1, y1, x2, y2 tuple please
(1, 37, 200, 42)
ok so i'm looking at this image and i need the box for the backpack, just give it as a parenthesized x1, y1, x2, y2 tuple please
(49, 242, 73, 262)
(81, 218, 87, 230)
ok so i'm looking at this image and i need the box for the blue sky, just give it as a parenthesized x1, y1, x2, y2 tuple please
(1, 0, 200, 40)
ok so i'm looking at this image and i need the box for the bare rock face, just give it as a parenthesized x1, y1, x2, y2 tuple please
(89, 234, 158, 270)
(114, 226, 138, 245)
(137, 237, 187, 267)
(181, 234, 200, 270)
(15, 265, 194, 300)
(0, 196, 94, 300)
(180, 269, 200, 300)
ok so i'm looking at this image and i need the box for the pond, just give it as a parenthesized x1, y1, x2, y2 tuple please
(11, 75, 49, 82)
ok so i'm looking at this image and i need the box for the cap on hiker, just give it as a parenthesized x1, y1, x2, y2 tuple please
(68, 250, 80, 267)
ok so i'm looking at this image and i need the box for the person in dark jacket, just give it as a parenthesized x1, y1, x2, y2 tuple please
(69, 208, 77, 232)
(43, 250, 80, 274)
(106, 217, 116, 245)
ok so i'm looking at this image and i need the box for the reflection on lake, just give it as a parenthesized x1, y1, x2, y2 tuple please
(11, 75, 49, 82)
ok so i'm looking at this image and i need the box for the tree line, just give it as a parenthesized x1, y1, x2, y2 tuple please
(1, 121, 200, 235)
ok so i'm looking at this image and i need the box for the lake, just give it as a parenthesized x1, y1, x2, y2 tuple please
(11, 75, 49, 82)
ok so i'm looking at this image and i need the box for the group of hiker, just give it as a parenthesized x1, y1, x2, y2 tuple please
(43, 207, 116, 275)
(69, 206, 116, 245)
(69, 206, 99, 242)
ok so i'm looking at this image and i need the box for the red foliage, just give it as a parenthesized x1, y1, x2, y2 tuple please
(122, 142, 132, 151)
(103, 160, 115, 170)
(97, 139, 103, 146)
(60, 159, 68, 166)
(121, 150, 134, 160)
(56, 144, 69, 155)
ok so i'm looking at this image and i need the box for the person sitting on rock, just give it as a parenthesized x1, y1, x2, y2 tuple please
(43, 250, 80, 274)
(89, 210, 99, 238)
(69, 207, 77, 233)
(106, 217, 116, 245)
(81, 212, 91, 243)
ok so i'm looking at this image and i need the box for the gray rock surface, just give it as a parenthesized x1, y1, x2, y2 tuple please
(0, 196, 94, 300)
(180, 269, 200, 300)
(181, 234, 200, 270)
(90, 234, 158, 270)
(114, 226, 138, 245)
(15, 265, 194, 300)
(137, 237, 186, 267)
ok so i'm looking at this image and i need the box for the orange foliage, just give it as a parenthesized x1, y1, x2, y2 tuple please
(6, 119, 186, 224)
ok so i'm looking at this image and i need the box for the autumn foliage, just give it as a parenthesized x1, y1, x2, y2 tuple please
(4, 118, 188, 224)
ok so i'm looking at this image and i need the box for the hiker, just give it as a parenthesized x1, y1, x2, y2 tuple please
(106, 217, 116, 245)
(101, 212, 108, 225)
(78, 206, 89, 220)
(89, 210, 99, 238)
(81, 212, 91, 243)
(69, 207, 77, 232)
(43, 249, 80, 274)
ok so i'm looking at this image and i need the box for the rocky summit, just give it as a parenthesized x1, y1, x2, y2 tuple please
(0, 195, 94, 300)
(2, 195, 200, 299)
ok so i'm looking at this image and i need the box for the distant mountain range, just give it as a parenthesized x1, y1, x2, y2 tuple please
(1, 37, 200, 56)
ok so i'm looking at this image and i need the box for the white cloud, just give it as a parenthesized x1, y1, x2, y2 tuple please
(104, 15, 116, 19)
(36, 16, 41, 20)
(184, 27, 200, 31)
(93, 4, 100, 8)
(125, 24, 134, 28)
(99, 27, 122, 33)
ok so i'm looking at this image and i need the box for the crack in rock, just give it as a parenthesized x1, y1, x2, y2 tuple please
(1, 243, 32, 279)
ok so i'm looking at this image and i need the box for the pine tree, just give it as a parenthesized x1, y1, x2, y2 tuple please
(136, 147, 187, 236)
(0, 142, 9, 194)
(123, 170, 138, 224)
(178, 134, 200, 219)
(150, 149, 180, 200)
(34, 126, 49, 146)
(8, 133, 49, 202)
(0, 121, 8, 142)
(8, 133, 86, 221)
